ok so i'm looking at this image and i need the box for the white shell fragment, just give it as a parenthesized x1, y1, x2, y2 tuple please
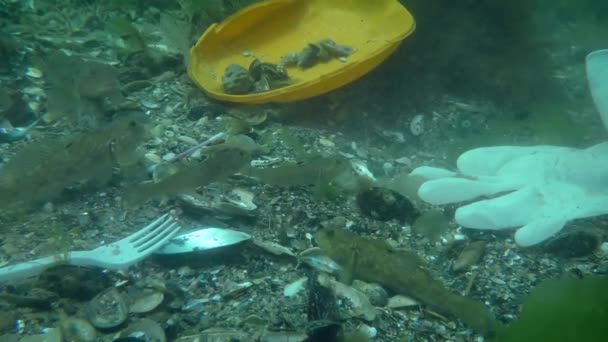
(284, 277, 308, 297)
(351, 159, 377, 182)
(358, 324, 378, 339)
(298, 247, 343, 275)
(409, 114, 425, 136)
(317, 273, 377, 321)
(387, 294, 420, 309)
(129, 289, 165, 313)
(25, 67, 43, 78)
(155, 228, 252, 255)
(217, 188, 257, 215)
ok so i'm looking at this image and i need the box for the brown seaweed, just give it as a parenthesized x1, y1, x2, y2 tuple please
(0, 115, 147, 212)
(315, 228, 497, 336)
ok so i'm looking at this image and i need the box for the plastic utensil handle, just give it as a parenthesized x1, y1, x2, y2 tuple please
(0, 254, 67, 283)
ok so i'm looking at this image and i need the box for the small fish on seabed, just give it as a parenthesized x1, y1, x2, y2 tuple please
(126, 135, 259, 205)
(0, 115, 148, 212)
(315, 228, 497, 336)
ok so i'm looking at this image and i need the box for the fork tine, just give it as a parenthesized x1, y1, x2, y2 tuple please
(135, 222, 181, 253)
(129, 214, 173, 244)
(132, 217, 177, 248)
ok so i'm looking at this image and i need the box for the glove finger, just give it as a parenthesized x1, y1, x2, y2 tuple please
(418, 176, 517, 205)
(409, 166, 456, 180)
(515, 217, 568, 247)
(455, 186, 542, 229)
(457, 146, 573, 176)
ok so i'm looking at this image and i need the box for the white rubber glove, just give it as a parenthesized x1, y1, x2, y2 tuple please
(587, 49, 608, 133)
(410, 143, 608, 246)
(409, 50, 608, 247)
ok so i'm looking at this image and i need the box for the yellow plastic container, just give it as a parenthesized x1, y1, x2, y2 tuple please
(188, 0, 415, 104)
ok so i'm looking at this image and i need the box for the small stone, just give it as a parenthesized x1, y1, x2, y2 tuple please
(358, 324, 377, 338)
(319, 138, 335, 147)
(395, 156, 412, 166)
(382, 162, 394, 175)
(600, 242, 608, 256)
(25, 67, 43, 78)
(42, 202, 54, 213)
(178, 135, 198, 145)
(141, 99, 161, 109)
(544, 228, 600, 258)
(86, 288, 128, 329)
(60, 318, 97, 342)
(222, 64, 253, 95)
(129, 289, 165, 313)
(145, 153, 162, 164)
(162, 152, 176, 161)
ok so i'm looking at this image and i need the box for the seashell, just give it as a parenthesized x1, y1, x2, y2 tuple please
(317, 273, 376, 321)
(350, 159, 376, 182)
(298, 247, 343, 275)
(216, 188, 257, 216)
(284, 277, 308, 297)
(60, 318, 97, 342)
(141, 99, 161, 109)
(409, 114, 425, 136)
(86, 288, 128, 329)
(161, 152, 176, 161)
(144, 153, 162, 164)
(178, 135, 198, 145)
(319, 137, 335, 147)
(129, 289, 165, 313)
(297, 44, 321, 69)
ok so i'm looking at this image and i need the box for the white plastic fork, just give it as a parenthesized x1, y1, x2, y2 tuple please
(0, 213, 181, 284)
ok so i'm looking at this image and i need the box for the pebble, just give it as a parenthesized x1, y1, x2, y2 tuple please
(600, 242, 608, 256)
(141, 99, 161, 109)
(162, 152, 176, 161)
(395, 156, 412, 166)
(164, 130, 175, 138)
(319, 138, 335, 147)
(358, 324, 377, 338)
(178, 135, 198, 145)
(145, 153, 162, 164)
(25, 67, 43, 78)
